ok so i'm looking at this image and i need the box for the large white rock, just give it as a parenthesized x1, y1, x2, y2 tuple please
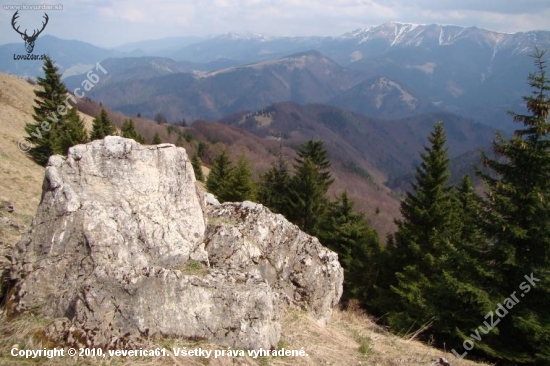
(9, 137, 342, 349)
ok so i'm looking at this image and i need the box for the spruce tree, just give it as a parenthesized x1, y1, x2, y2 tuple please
(206, 150, 233, 202)
(226, 154, 256, 202)
(191, 153, 205, 182)
(24, 56, 72, 165)
(121, 119, 145, 143)
(477, 49, 550, 364)
(426, 175, 497, 357)
(295, 140, 333, 191)
(317, 191, 382, 305)
(258, 143, 291, 216)
(152, 132, 162, 144)
(287, 140, 333, 234)
(53, 107, 88, 154)
(90, 108, 115, 140)
(90, 110, 104, 141)
(389, 122, 454, 271)
(383, 122, 457, 334)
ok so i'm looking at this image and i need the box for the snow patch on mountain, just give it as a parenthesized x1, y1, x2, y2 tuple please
(337, 22, 549, 54)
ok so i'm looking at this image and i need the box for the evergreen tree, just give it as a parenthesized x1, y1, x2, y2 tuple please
(226, 154, 256, 202)
(53, 107, 88, 154)
(287, 140, 333, 234)
(197, 141, 207, 159)
(425, 175, 497, 357)
(317, 191, 382, 305)
(382, 122, 457, 334)
(258, 143, 291, 216)
(152, 132, 162, 144)
(191, 153, 205, 182)
(295, 140, 333, 191)
(477, 49, 550, 364)
(90, 108, 116, 140)
(206, 150, 233, 202)
(121, 119, 145, 143)
(24, 56, 72, 165)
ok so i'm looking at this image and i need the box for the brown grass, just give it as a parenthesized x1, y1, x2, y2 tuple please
(0, 74, 45, 274)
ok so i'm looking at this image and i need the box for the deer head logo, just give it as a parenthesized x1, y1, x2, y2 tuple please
(11, 11, 49, 54)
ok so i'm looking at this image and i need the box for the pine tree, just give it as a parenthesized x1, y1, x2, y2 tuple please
(258, 142, 291, 216)
(226, 154, 256, 202)
(90, 108, 116, 140)
(121, 119, 145, 143)
(152, 132, 162, 144)
(206, 150, 233, 202)
(477, 49, 550, 364)
(24, 56, 71, 165)
(287, 140, 334, 234)
(317, 191, 382, 305)
(191, 153, 205, 182)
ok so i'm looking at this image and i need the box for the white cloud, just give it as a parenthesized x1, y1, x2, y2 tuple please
(120, 8, 146, 22)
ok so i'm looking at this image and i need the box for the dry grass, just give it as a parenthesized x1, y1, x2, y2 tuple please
(0, 73, 491, 366)
(0, 307, 491, 366)
(0, 74, 44, 221)
(0, 74, 45, 274)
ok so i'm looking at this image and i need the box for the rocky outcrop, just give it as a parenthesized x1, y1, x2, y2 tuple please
(205, 201, 342, 325)
(8, 137, 343, 349)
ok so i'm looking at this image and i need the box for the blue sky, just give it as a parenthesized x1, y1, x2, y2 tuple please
(1, 0, 550, 47)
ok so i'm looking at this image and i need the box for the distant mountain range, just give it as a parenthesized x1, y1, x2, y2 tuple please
(14, 22, 536, 130)
(3, 21, 548, 152)
(63, 51, 363, 122)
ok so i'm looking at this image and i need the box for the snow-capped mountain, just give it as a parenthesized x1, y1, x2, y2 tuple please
(339, 21, 548, 49)
(326, 22, 550, 64)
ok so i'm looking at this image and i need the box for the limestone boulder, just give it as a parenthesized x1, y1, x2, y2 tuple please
(205, 201, 343, 325)
(8, 137, 342, 349)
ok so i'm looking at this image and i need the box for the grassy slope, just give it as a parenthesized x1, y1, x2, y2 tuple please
(0, 74, 44, 267)
(0, 73, 489, 366)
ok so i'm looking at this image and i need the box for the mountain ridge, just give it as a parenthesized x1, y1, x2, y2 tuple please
(2, 22, 549, 76)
